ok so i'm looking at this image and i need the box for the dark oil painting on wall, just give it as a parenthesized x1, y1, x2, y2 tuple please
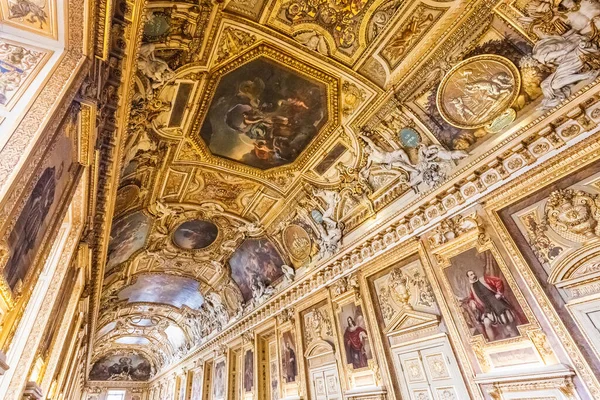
(38, 264, 77, 361)
(200, 57, 328, 170)
(89, 353, 152, 381)
(445, 248, 527, 342)
(3, 133, 76, 291)
(213, 359, 226, 400)
(280, 330, 297, 383)
(243, 349, 254, 392)
(228, 238, 284, 302)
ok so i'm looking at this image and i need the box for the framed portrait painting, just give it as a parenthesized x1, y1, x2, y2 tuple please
(213, 358, 226, 400)
(1, 115, 79, 300)
(444, 248, 528, 342)
(280, 330, 297, 383)
(243, 349, 254, 393)
(337, 302, 373, 370)
(427, 215, 551, 371)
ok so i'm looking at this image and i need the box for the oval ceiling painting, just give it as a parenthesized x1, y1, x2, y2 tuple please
(173, 219, 219, 250)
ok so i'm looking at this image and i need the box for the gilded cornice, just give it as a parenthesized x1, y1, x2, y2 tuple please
(86, 0, 150, 375)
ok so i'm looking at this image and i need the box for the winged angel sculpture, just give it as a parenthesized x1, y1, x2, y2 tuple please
(520, 0, 600, 109)
(359, 134, 468, 192)
(311, 187, 344, 259)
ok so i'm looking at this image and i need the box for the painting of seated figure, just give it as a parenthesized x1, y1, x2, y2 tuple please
(445, 248, 528, 342)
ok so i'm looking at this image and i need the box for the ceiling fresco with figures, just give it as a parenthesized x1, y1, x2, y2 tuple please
(88, 0, 600, 382)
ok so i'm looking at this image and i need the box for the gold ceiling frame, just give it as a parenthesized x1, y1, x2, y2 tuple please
(368, 1, 449, 80)
(493, 0, 540, 43)
(264, 0, 403, 67)
(96, 303, 194, 336)
(212, 15, 383, 96)
(148, 91, 600, 384)
(94, 330, 171, 363)
(186, 43, 341, 181)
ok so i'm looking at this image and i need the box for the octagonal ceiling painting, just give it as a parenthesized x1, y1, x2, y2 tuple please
(199, 57, 328, 169)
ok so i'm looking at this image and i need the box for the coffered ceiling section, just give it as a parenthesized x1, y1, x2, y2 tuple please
(89, 0, 595, 382)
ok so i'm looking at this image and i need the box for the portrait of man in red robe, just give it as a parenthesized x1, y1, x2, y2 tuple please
(343, 316, 369, 369)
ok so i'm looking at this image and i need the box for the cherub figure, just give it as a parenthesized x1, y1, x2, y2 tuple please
(312, 187, 340, 226)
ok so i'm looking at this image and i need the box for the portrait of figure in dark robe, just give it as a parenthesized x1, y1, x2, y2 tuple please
(243, 349, 254, 392)
(4, 165, 60, 290)
(343, 316, 368, 369)
(339, 303, 372, 369)
(281, 331, 297, 383)
(446, 248, 528, 342)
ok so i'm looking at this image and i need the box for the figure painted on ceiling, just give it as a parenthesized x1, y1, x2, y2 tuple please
(224, 77, 319, 166)
(8, 0, 48, 29)
(201, 58, 327, 170)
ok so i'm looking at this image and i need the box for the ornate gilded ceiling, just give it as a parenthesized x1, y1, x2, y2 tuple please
(88, 0, 600, 382)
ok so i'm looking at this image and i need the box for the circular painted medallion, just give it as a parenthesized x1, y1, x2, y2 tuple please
(398, 127, 420, 148)
(143, 13, 171, 41)
(311, 210, 323, 224)
(282, 224, 312, 261)
(173, 219, 219, 250)
(436, 55, 521, 129)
